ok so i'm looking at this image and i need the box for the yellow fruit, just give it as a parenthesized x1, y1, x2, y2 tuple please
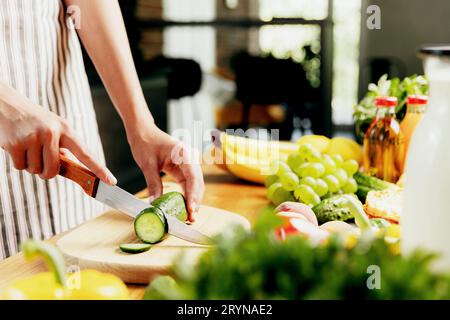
(327, 137, 363, 164)
(221, 144, 271, 184)
(297, 135, 331, 153)
(221, 133, 298, 158)
(219, 133, 297, 184)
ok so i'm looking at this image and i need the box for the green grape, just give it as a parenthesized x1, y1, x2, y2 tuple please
(310, 163, 325, 177)
(323, 174, 340, 193)
(280, 172, 300, 191)
(286, 154, 304, 171)
(272, 189, 292, 206)
(308, 192, 321, 206)
(298, 143, 321, 162)
(267, 182, 291, 206)
(271, 160, 291, 177)
(267, 182, 282, 200)
(298, 143, 315, 156)
(293, 163, 308, 177)
(315, 178, 329, 197)
(322, 154, 337, 174)
(264, 175, 279, 188)
(342, 159, 359, 176)
(334, 168, 349, 187)
(331, 154, 344, 167)
(293, 184, 316, 204)
(296, 163, 325, 178)
(342, 177, 358, 194)
(300, 177, 317, 190)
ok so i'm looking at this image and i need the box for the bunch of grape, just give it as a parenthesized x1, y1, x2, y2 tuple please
(266, 144, 359, 206)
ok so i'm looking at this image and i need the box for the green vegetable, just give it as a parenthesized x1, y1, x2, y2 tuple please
(151, 192, 188, 222)
(134, 192, 189, 244)
(353, 74, 428, 142)
(354, 172, 397, 190)
(354, 171, 398, 202)
(356, 184, 372, 203)
(311, 194, 359, 224)
(134, 207, 167, 244)
(145, 209, 450, 300)
(339, 194, 372, 231)
(119, 243, 152, 254)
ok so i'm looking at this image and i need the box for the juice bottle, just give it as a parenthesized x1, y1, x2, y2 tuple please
(400, 95, 428, 171)
(363, 96, 405, 183)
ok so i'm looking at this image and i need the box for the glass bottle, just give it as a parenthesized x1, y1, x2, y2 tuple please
(400, 95, 428, 171)
(363, 96, 405, 183)
(403, 45, 450, 270)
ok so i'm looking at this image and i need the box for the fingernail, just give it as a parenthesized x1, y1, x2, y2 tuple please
(107, 170, 117, 185)
(148, 195, 156, 202)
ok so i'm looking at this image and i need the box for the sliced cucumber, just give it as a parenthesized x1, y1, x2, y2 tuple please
(134, 207, 167, 244)
(119, 243, 152, 254)
(151, 191, 188, 222)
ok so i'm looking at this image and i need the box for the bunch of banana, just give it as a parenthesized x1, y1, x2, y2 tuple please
(217, 133, 298, 184)
(215, 132, 363, 184)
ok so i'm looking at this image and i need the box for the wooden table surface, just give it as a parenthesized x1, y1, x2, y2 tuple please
(0, 165, 268, 300)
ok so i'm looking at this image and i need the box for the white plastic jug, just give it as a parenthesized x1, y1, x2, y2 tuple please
(402, 45, 450, 270)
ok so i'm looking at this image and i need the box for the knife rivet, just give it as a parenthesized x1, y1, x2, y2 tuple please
(87, 180, 91, 185)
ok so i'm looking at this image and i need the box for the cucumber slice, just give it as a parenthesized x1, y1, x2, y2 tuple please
(151, 192, 188, 222)
(119, 243, 152, 254)
(134, 207, 167, 244)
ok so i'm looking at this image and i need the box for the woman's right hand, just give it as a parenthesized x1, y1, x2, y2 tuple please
(0, 82, 116, 184)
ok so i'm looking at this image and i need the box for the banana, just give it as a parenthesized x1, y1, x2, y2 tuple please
(218, 133, 297, 184)
(221, 143, 271, 184)
(221, 133, 298, 158)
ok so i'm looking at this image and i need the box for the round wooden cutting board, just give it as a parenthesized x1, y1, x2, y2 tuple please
(56, 185, 250, 284)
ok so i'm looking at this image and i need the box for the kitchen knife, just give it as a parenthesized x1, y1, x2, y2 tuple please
(58, 155, 212, 245)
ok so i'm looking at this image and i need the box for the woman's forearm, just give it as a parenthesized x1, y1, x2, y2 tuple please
(63, 0, 154, 134)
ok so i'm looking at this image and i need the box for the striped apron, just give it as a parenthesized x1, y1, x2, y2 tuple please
(0, 0, 105, 260)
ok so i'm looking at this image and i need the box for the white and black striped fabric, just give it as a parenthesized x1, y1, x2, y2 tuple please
(0, 0, 105, 260)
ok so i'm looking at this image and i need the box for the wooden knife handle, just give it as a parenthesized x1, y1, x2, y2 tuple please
(59, 155, 99, 197)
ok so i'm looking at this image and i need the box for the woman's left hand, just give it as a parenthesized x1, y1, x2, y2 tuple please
(127, 123, 204, 222)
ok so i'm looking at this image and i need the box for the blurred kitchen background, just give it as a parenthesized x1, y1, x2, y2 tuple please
(85, 0, 450, 192)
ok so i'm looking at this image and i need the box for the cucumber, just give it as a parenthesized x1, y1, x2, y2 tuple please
(354, 172, 398, 202)
(134, 192, 189, 244)
(312, 195, 355, 224)
(151, 192, 188, 222)
(119, 243, 152, 254)
(134, 207, 167, 244)
(354, 172, 397, 191)
(356, 185, 372, 202)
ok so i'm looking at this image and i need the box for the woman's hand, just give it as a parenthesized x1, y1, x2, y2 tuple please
(127, 123, 204, 222)
(0, 82, 116, 184)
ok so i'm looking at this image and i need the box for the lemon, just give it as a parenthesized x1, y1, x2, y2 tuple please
(297, 135, 331, 153)
(327, 137, 363, 164)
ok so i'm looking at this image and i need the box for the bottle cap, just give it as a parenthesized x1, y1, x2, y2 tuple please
(375, 96, 398, 107)
(407, 95, 428, 105)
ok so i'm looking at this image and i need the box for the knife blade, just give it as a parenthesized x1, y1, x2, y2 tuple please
(58, 155, 212, 245)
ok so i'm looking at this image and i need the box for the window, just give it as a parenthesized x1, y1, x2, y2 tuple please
(258, 0, 361, 126)
(163, 0, 216, 134)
